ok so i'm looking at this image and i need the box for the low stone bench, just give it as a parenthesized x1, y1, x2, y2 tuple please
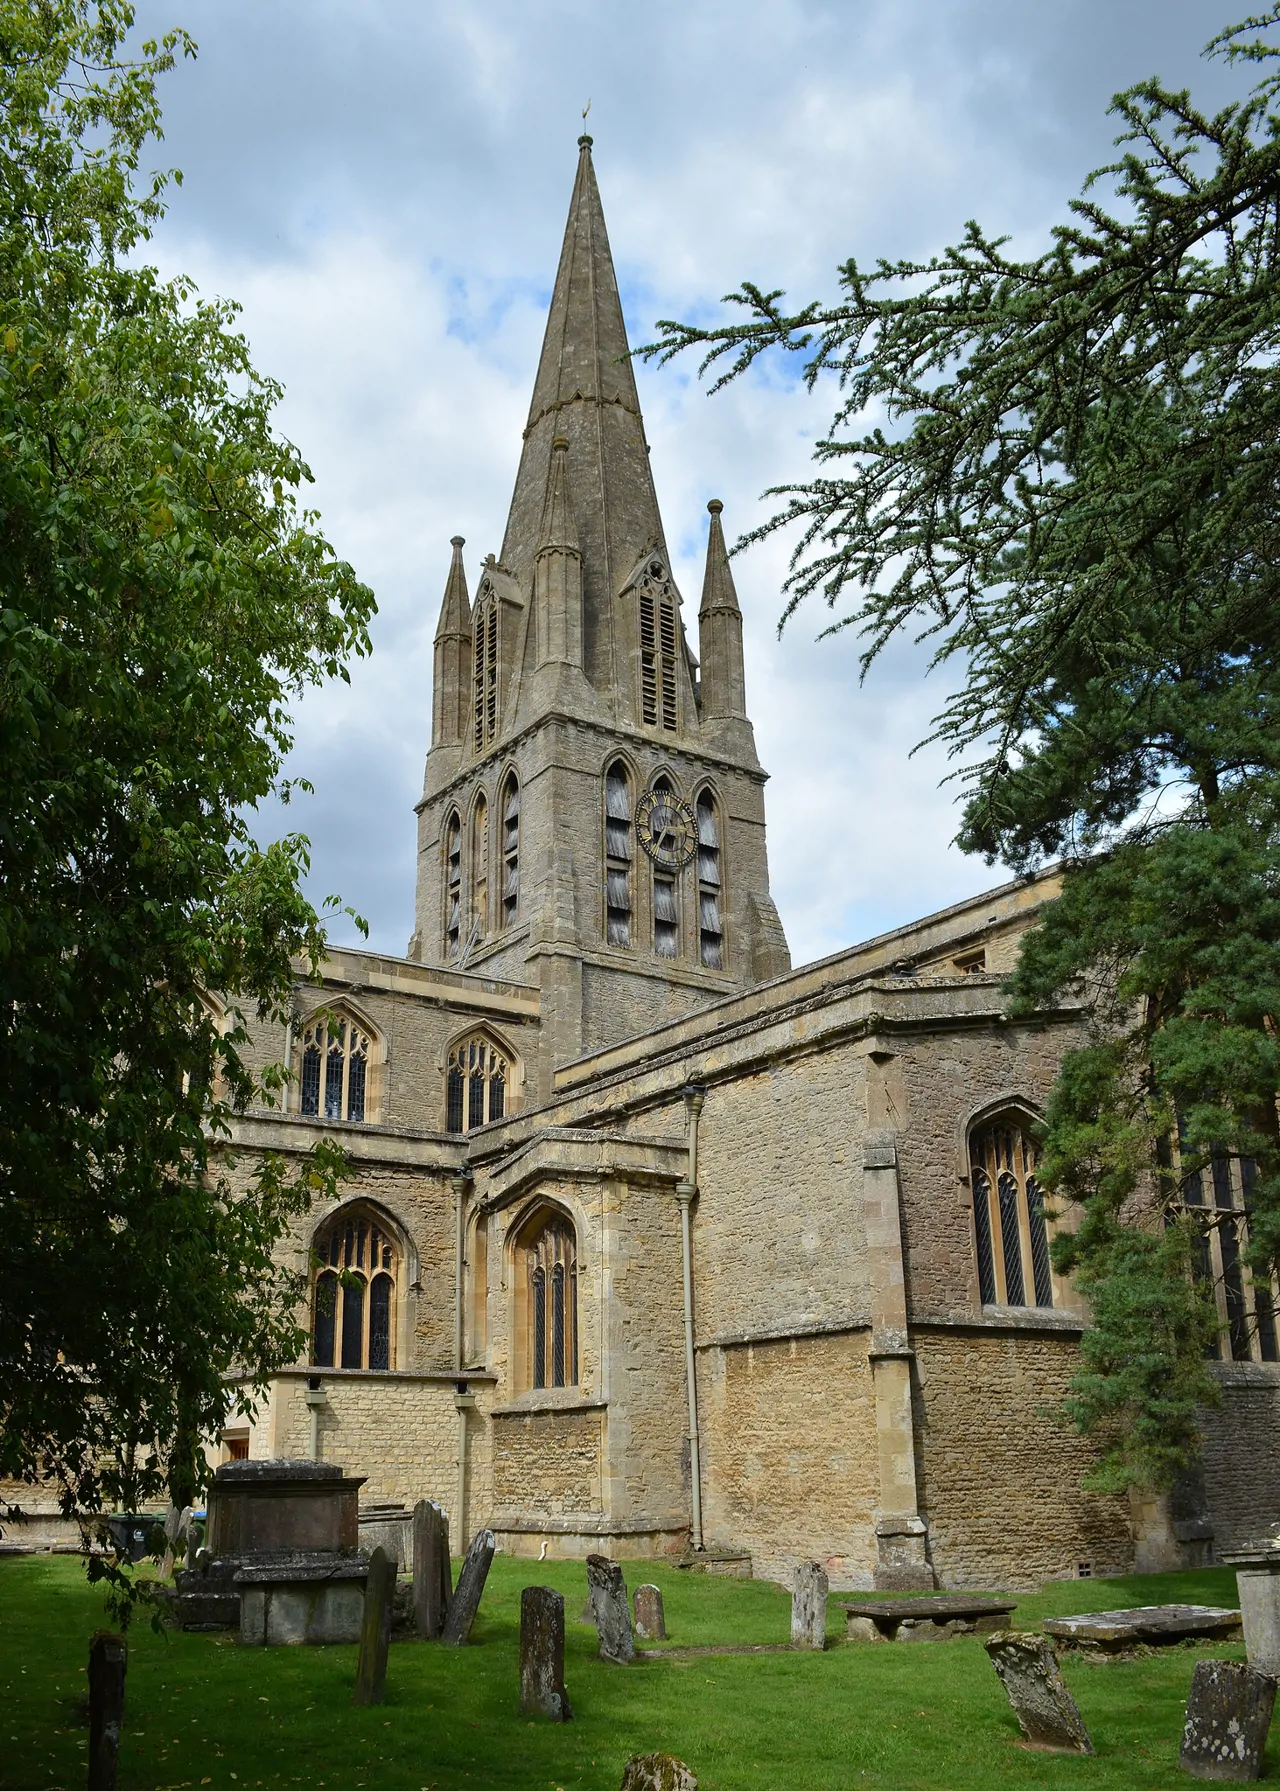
(236, 1557, 370, 1646)
(1043, 1605, 1242, 1652)
(838, 1594, 1017, 1642)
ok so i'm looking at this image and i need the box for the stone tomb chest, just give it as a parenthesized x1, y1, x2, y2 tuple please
(175, 1459, 369, 1644)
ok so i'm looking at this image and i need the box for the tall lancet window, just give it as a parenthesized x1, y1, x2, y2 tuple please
(651, 776, 680, 960)
(472, 584, 499, 751)
(970, 1119, 1054, 1309)
(471, 795, 489, 944)
(604, 761, 632, 947)
(638, 561, 679, 731)
(443, 810, 462, 959)
(520, 1210, 578, 1391)
(696, 789, 723, 970)
(501, 773, 520, 928)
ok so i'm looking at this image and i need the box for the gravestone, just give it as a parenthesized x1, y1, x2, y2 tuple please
(791, 1561, 828, 1651)
(1180, 1660, 1277, 1781)
(1044, 1605, 1242, 1652)
(519, 1587, 572, 1720)
(619, 1754, 698, 1791)
(982, 1632, 1093, 1753)
(440, 1528, 495, 1646)
(88, 1630, 127, 1791)
(587, 1553, 635, 1664)
(634, 1583, 667, 1641)
(353, 1547, 395, 1706)
(412, 1499, 452, 1639)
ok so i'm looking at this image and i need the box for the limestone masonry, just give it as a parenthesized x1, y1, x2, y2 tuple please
(187, 139, 1280, 1589)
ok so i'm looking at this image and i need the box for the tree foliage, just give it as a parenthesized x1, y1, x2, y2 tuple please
(0, 0, 376, 1551)
(646, 11, 1280, 1485)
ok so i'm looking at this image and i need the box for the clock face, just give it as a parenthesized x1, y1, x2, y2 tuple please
(635, 788, 698, 869)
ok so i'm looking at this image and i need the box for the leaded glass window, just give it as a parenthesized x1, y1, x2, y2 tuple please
(444, 1035, 509, 1134)
(298, 1011, 374, 1124)
(970, 1120, 1054, 1310)
(521, 1211, 578, 1391)
(311, 1207, 399, 1371)
(605, 761, 632, 947)
(1169, 1122, 1279, 1363)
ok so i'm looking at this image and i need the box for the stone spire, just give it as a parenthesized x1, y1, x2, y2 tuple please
(698, 499, 747, 722)
(431, 535, 471, 749)
(534, 436, 583, 668)
(498, 135, 669, 706)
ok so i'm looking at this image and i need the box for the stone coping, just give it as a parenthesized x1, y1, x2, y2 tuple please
(234, 1559, 370, 1585)
(1221, 1545, 1280, 1566)
(1042, 1605, 1242, 1644)
(493, 1513, 684, 1536)
(491, 1395, 608, 1419)
(214, 1458, 346, 1483)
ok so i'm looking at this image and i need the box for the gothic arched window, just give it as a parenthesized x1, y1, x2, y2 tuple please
(970, 1118, 1053, 1309)
(637, 560, 679, 731)
(299, 1009, 375, 1124)
(604, 760, 632, 947)
(444, 809, 462, 959)
(473, 583, 499, 751)
(651, 775, 679, 960)
(1167, 1122, 1280, 1364)
(519, 1210, 578, 1390)
(312, 1206, 401, 1371)
(501, 773, 520, 928)
(471, 794, 489, 944)
(445, 1034, 509, 1134)
(695, 789, 723, 969)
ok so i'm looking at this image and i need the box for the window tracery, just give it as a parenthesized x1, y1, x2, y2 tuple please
(519, 1210, 578, 1390)
(696, 789, 723, 970)
(311, 1205, 400, 1371)
(970, 1118, 1054, 1309)
(444, 809, 462, 959)
(637, 559, 679, 731)
(299, 1010, 374, 1124)
(604, 761, 633, 947)
(445, 1034, 509, 1134)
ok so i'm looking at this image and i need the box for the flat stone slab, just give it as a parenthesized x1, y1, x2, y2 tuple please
(838, 1595, 1016, 1642)
(1043, 1605, 1242, 1649)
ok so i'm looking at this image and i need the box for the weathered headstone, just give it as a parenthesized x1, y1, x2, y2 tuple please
(519, 1586, 572, 1720)
(440, 1528, 495, 1646)
(791, 1560, 828, 1651)
(412, 1499, 452, 1639)
(88, 1630, 127, 1791)
(982, 1633, 1093, 1753)
(1180, 1660, 1277, 1781)
(586, 1553, 635, 1664)
(353, 1547, 395, 1706)
(619, 1754, 698, 1791)
(634, 1583, 667, 1641)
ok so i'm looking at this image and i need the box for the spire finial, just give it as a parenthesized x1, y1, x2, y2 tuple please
(450, 534, 465, 550)
(707, 499, 723, 515)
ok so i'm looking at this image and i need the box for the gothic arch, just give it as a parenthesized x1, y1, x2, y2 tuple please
(507, 1198, 582, 1393)
(442, 806, 463, 959)
(963, 1101, 1056, 1312)
(309, 1196, 411, 1372)
(295, 999, 383, 1125)
(439, 1023, 522, 1133)
(692, 782, 726, 971)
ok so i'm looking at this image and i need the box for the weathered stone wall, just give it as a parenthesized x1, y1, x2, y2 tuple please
(698, 1330, 880, 1587)
(492, 1408, 604, 1515)
(1201, 1369, 1280, 1552)
(911, 1326, 1132, 1588)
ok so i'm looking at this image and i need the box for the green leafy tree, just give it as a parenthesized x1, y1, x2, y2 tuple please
(646, 11, 1280, 1485)
(0, 0, 376, 1563)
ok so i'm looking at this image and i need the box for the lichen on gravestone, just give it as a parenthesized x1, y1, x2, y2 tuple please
(519, 1586, 572, 1721)
(586, 1553, 635, 1664)
(619, 1753, 697, 1791)
(1180, 1659, 1277, 1781)
(982, 1632, 1093, 1753)
(791, 1561, 828, 1651)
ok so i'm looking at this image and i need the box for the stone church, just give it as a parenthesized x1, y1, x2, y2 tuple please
(219, 138, 1280, 1591)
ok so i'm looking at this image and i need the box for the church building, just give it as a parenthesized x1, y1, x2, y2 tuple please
(221, 138, 1280, 1591)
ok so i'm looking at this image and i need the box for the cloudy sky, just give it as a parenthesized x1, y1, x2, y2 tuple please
(128, 0, 1247, 967)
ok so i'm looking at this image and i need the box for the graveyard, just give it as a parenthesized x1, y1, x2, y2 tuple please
(0, 1552, 1272, 1791)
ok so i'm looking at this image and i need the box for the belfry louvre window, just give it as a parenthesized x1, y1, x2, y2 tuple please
(312, 1208, 399, 1371)
(604, 761, 632, 947)
(472, 588, 499, 751)
(445, 1035, 508, 1134)
(299, 1012, 373, 1124)
(522, 1212, 578, 1390)
(638, 563, 679, 731)
(970, 1120, 1054, 1309)
(696, 790, 723, 969)
(1168, 1124, 1280, 1364)
(444, 810, 462, 959)
(471, 795, 489, 943)
(501, 774, 520, 927)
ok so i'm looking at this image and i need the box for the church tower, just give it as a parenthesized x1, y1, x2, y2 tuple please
(412, 136, 789, 1092)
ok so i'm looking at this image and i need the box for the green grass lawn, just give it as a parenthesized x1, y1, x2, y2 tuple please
(0, 1554, 1262, 1791)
